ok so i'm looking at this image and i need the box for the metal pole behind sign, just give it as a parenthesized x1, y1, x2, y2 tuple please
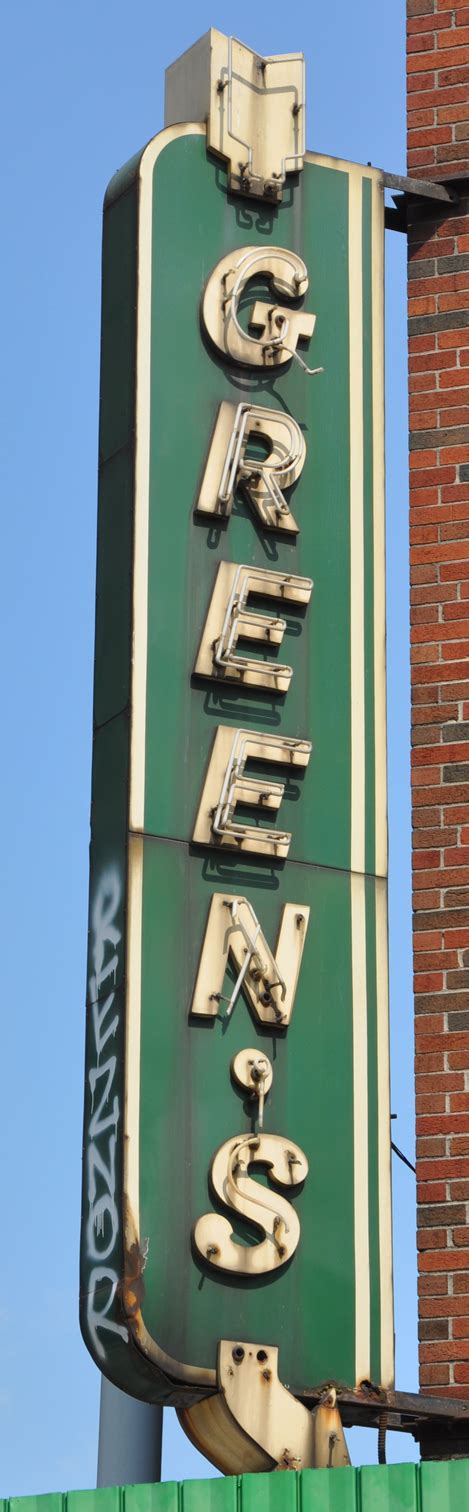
(97, 1375, 163, 1486)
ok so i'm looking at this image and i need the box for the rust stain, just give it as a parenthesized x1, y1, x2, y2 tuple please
(121, 1196, 146, 1321)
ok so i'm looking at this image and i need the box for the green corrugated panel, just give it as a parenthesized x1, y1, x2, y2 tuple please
(68, 1493, 121, 1512)
(241, 1472, 298, 1512)
(181, 1478, 237, 1512)
(301, 1466, 358, 1510)
(420, 1458, 469, 1509)
(124, 1485, 179, 1512)
(9, 1499, 64, 1512)
(7, 1464, 469, 1512)
(360, 1464, 418, 1511)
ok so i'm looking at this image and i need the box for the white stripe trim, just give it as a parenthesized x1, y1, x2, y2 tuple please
(372, 179, 388, 879)
(126, 834, 144, 1221)
(371, 176, 394, 1386)
(376, 880, 394, 1386)
(129, 124, 205, 832)
(349, 170, 370, 1384)
(127, 122, 205, 1239)
(351, 878, 370, 1385)
(350, 174, 366, 880)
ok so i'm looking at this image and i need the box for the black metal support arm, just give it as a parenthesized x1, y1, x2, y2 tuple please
(381, 170, 462, 232)
(301, 1381, 469, 1456)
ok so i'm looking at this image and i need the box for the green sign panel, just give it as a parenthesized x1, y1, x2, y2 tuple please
(80, 119, 393, 1427)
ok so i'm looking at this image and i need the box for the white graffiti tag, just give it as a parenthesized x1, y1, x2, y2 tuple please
(86, 867, 128, 1361)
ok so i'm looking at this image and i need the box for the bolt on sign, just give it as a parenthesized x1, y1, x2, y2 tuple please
(80, 30, 393, 1473)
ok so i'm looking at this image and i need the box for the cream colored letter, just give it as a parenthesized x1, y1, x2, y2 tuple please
(192, 727, 311, 859)
(202, 246, 316, 370)
(194, 562, 312, 693)
(196, 402, 306, 533)
(191, 892, 309, 1027)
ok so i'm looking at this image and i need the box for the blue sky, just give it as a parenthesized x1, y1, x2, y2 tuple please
(0, 0, 415, 1493)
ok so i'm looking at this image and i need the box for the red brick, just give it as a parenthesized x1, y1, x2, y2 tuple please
(408, 128, 452, 147)
(430, 1383, 469, 1396)
(454, 1318, 469, 1337)
(438, 291, 469, 312)
(420, 1363, 451, 1383)
(412, 663, 469, 688)
(411, 541, 469, 566)
(411, 563, 439, 583)
(419, 1247, 469, 1268)
(409, 109, 438, 128)
(414, 954, 458, 974)
(454, 1226, 469, 1244)
(442, 485, 469, 504)
(438, 27, 469, 47)
(417, 1182, 447, 1202)
(413, 741, 469, 764)
(408, 11, 446, 30)
(410, 449, 439, 468)
(418, 1273, 449, 1297)
(438, 328, 469, 348)
(442, 640, 469, 658)
(439, 100, 469, 120)
(408, 69, 439, 90)
(410, 373, 438, 394)
(411, 242, 456, 264)
(412, 853, 442, 872)
(447, 1048, 469, 1067)
(410, 353, 454, 374)
(441, 560, 469, 579)
(418, 1157, 469, 1180)
(417, 1137, 448, 1158)
(444, 600, 469, 619)
(454, 1362, 469, 1380)
(409, 296, 438, 317)
(440, 367, 469, 388)
(454, 1272, 469, 1292)
(418, 1215, 449, 1245)
(415, 1055, 445, 1074)
(414, 929, 444, 949)
(438, 61, 469, 85)
(415, 972, 445, 991)
(408, 48, 439, 70)
(416, 1071, 464, 1089)
(418, 1114, 469, 1135)
(412, 618, 469, 642)
(414, 890, 442, 908)
(420, 1338, 469, 1361)
(444, 928, 469, 946)
(421, 1295, 469, 1316)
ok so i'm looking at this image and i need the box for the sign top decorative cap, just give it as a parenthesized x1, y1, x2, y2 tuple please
(164, 29, 306, 200)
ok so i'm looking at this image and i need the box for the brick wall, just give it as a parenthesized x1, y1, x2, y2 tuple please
(407, 2, 469, 1404)
(408, 0, 469, 179)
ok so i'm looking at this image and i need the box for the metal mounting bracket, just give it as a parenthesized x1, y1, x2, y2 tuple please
(165, 29, 305, 201)
(177, 1341, 350, 1474)
(380, 170, 460, 233)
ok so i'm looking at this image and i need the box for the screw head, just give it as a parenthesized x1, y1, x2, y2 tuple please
(232, 1345, 245, 1363)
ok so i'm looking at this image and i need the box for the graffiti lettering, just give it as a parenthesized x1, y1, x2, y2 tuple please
(87, 1268, 127, 1363)
(85, 867, 128, 1359)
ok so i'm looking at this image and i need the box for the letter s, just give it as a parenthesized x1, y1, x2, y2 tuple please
(193, 1132, 308, 1276)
